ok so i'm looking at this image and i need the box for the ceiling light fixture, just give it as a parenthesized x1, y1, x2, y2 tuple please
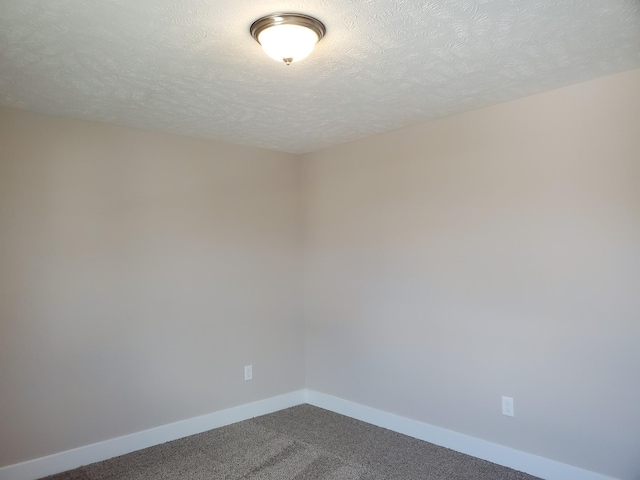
(250, 13, 326, 65)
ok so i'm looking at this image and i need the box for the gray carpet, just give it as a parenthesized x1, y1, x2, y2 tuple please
(42, 404, 540, 480)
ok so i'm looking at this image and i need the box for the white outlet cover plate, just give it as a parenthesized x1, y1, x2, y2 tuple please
(244, 365, 253, 381)
(502, 396, 514, 417)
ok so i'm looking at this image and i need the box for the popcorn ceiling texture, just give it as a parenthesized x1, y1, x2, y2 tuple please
(1, 0, 639, 153)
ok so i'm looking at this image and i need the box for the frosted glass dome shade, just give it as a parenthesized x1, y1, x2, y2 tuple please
(258, 24, 319, 64)
(250, 13, 326, 65)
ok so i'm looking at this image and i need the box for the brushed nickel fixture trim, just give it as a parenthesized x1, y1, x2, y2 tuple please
(250, 13, 326, 45)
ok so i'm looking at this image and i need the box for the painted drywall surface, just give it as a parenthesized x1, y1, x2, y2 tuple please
(302, 69, 640, 480)
(0, 109, 305, 466)
(2, 1, 640, 154)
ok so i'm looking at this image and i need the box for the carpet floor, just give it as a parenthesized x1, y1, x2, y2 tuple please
(42, 404, 540, 480)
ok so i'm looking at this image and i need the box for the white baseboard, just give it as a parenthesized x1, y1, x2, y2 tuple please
(305, 390, 616, 480)
(0, 390, 306, 480)
(1, 389, 616, 480)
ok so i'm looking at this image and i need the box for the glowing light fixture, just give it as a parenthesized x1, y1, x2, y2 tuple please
(250, 13, 326, 65)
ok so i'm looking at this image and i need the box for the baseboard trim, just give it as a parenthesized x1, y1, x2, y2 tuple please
(1, 389, 616, 480)
(0, 390, 306, 480)
(305, 390, 616, 480)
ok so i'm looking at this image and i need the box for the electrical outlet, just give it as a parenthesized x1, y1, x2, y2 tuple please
(502, 396, 514, 417)
(244, 365, 253, 381)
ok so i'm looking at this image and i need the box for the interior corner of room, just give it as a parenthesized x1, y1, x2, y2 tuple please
(1, 2, 639, 480)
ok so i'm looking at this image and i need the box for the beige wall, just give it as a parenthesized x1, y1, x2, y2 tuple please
(2, 68, 639, 478)
(0, 109, 305, 466)
(302, 69, 640, 480)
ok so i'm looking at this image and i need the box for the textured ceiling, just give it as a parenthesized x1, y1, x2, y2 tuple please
(1, 0, 639, 154)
